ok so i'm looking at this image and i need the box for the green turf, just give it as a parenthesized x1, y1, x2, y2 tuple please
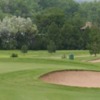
(0, 50, 100, 100)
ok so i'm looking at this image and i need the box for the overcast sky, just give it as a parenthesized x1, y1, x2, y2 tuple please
(75, 0, 100, 2)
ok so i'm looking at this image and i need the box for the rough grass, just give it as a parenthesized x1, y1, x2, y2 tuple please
(0, 50, 100, 100)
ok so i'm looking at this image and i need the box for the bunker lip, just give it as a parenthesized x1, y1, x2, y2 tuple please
(40, 70, 100, 88)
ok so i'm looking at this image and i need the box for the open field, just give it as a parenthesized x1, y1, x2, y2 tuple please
(0, 50, 100, 100)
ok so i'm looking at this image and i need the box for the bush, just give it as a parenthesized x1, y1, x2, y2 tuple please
(47, 40, 56, 53)
(21, 45, 28, 54)
(69, 54, 74, 60)
(11, 53, 18, 58)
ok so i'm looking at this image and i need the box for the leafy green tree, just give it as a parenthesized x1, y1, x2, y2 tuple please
(88, 28, 100, 56)
(0, 0, 100, 50)
(47, 22, 61, 48)
(0, 0, 39, 17)
(0, 16, 37, 49)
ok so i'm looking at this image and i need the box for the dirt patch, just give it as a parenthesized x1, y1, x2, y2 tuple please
(40, 70, 100, 88)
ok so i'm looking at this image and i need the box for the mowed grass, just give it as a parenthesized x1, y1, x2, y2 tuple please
(0, 50, 100, 100)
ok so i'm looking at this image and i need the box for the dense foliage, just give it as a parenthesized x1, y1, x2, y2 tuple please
(0, 0, 100, 53)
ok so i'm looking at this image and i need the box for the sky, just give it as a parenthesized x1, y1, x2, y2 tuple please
(75, 0, 100, 2)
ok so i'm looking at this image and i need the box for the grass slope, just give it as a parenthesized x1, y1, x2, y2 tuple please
(0, 50, 100, 100)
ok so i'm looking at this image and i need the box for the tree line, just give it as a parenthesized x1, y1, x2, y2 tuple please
(0, 0, 100, 54)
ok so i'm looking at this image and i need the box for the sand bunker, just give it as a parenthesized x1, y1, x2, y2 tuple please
(40, 70, 100, 88)
(89, 59, 100, 63)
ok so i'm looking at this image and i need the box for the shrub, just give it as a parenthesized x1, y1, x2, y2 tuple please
(11, 53, 18, 58)
(69, 54, 74, 60)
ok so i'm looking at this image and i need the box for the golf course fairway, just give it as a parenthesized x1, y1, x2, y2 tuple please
(0, 50, 100, 100)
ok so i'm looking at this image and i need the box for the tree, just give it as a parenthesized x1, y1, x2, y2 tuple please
(0, 16, 37, 49)
(47, 22, 61, 48)
(0, 0, 39, 18)
(47, 40, 56, 53)
(21, 45, 28, 54)
(88, 27, 100, 56)
(35, 10, 64, 49)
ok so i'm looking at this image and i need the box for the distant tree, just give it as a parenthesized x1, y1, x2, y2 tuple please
(89, 43, 100, 57)
(47, 40, 56, 53)
(47, 22, 61, 48)
(0, 0, 39, 17)
(0, 0, 100, 50)
(0, 16, 37, 49)
(21, 45, 28, 54)
(88, 28, 100, 56)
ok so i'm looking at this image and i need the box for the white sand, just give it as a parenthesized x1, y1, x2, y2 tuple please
(40, 71, 100, 88)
